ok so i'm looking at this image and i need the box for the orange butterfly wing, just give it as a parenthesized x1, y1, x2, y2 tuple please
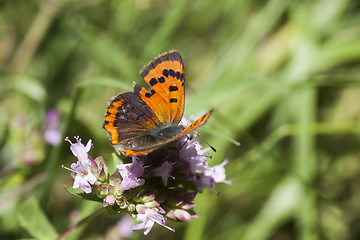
(135, 50, 185, 125)
(174, 110, 213, 139)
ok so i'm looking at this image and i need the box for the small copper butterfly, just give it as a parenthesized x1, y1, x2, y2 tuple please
(103, 51, 213, 156)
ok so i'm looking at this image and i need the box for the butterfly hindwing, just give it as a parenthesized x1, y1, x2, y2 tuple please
(138, 50, 185, 125)
(103, 92, 161, 150)
(122, 147, 163, 157)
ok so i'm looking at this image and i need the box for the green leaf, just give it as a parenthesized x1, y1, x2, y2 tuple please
(17, 197, 58, 240)
(64, 186, 103, 203)
(7, 75, 46, 102)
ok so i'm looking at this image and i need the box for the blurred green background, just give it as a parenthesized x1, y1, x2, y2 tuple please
(1, 0, 360, 239)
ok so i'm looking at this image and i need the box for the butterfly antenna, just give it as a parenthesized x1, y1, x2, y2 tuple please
(206, 141, 217, 152)
(196, 133, 216, 152)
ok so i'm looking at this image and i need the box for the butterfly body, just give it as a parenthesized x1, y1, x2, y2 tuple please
(103, 51, 212, 156)
(118, 123, 184, 150)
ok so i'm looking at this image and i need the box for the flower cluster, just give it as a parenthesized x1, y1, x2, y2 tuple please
(63, 134, 231, 235)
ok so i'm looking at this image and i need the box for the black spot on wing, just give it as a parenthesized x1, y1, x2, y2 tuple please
(169, 85, 178, 92)
(169, 69, 175, 77)
(149, 78, 158, 86)
(158, 77, 165, 83)
(163, 69, 169, 77)
(145, 89, 156, 98)
(175, 71, 181, 80)
(170, 98, 178, 103)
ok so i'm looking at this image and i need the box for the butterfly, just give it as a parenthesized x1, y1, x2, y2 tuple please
(103, 50, 213, 157)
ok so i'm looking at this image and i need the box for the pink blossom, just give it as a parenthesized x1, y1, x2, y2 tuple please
(152, 161, 176, 186)
(66, 136, 92, 163)
(43, 109, 61, 146)
(132, 208, 174, 235)
(204, 159, 232, 185)
(103, 195, 116, 207)
(117, 157, 145, 191)
(116, 215, 134, 238)
(63, 160, 96, 193)
(62, 136, 96, 193)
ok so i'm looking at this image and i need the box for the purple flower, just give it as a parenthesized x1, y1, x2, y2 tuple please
(62, 160, 97, 193)
(196, 173, 216, 191)
(180, 138, 208, 171)
(132, 208, 175, 235)
(151, 161, 176, 186)
(45, 109, 61, 123)
(118, 171, 145, 191)
(178, 136, 231, 191)
(71, 162, 97, 193)
(116, 215, 134, 238)
(129, 157, 145, 177)
(117, 157, 145, 191)
(66, 136, 92, 163)
(62, 136, 96, 193)
(43, 109, 61, 146)
(44, 128, 62, 146)
(195, 160, 231, 192)
(204, 159, 232, 185)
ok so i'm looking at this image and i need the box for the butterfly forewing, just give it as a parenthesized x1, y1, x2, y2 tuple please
(139, 50, 185, 125)
(171, 110, 213, 141)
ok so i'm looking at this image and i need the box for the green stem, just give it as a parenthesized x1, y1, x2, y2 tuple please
(243, 120, 360, 166)
(41, 87, 84, 205)
(10, 0, 60, 73)
(294, 88, 317, 240)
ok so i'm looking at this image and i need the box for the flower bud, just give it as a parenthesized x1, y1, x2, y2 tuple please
(174, 209, 191, 222)
(103, 195, 116, 207)
(127, 203, 136, 212)
(116, 196, 129, 209)
(92, 156, 108, 182)
(166, 210, 176, 221)
(136, 204, 146, 214)
(144, 200, 160, 208)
